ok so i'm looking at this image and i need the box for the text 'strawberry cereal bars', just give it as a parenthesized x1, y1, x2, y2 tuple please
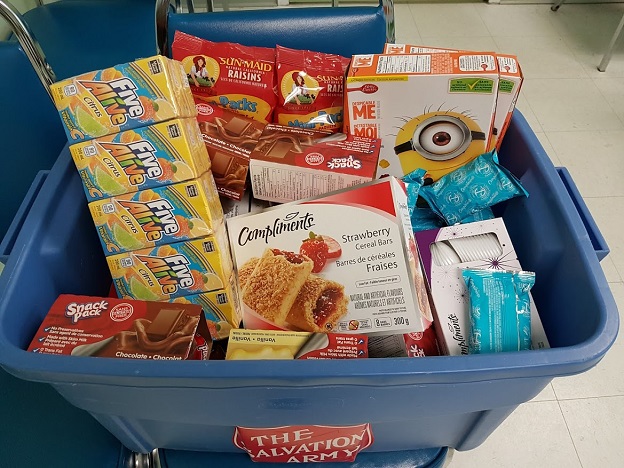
(107, 227, 233, 301)
(70, 118, 211, 201)
(227, 177, 429, 336)
(89, 172, 223, 254)
(50, 56, 196, 142)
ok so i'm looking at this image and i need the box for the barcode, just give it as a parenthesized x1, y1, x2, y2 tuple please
(120, 257, 133, 268)
(459, 55, 496, 72)
(167, 123, 181, 138)
(63, 84, 78, 96)
(148, 59, 162, 74)
(102, 203, 115, 214)
(203, 241, 215, 253)
(216, 293, 227, 305)
(83, 145, 98, 157)
(186, 184, 199, 197)
(376, 55, 431, 74)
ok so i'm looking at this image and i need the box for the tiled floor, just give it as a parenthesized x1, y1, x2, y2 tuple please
(394, 2, 624, 467)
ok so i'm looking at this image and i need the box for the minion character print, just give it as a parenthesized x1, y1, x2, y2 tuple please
(392, 106, 487, 182)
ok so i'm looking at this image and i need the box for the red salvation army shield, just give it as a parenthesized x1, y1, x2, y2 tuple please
(233, 424, 374, 463)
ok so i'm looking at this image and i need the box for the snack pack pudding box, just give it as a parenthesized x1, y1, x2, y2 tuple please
(344, 51, 499, 181)
(195, 100, 266, 201)
(50, 55, 196, 142)
(27, 295, 212, 361)
(226, 177, 431, 335)
(249, 124, 381, 204)
(69, 118, 211, 201)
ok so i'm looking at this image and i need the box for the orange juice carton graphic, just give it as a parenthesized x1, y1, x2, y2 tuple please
(70, 118, 211, 201)
(171, 274, 242, 340)
(89, 172, 223, 254)
(226, 177, 430, 336)
(107, 227, 233, 302)
(344, 52, 499, 182)
(51, 56, 196, 142)
(249, 124, 380, 204)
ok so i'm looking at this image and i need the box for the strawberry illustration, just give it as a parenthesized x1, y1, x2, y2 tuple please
(321, 235, 342, 259)
(300, 232, 330, 273)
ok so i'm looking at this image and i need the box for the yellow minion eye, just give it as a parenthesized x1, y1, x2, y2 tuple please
(419, 122, 465, 156)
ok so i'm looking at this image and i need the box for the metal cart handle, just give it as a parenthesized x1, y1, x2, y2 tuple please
(0, 0, 55, 99)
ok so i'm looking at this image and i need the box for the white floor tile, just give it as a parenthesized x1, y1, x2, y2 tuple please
(602, 257, 624, 284)
(416, 36, 499, 53)
(492, 35, 588, 79)
(560, 396, 624, 468)
(584, 198, 624, 279)
(515, 92, 543, 134)
(449, 401, 581, 467)
(521, 78, 624, 132)
(476, 4, 561, 38)
(547, 3, 624, 43)
(394, 3, 422, 45)
(593, 78, 624, 125)
(545, 130, 624, 198)
(409, 3, 488, 38)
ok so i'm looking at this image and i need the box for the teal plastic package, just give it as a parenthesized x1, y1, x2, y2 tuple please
(402, 168, 445, 232)
(420, 151, 528, 225)
(462, 269, 535, 354)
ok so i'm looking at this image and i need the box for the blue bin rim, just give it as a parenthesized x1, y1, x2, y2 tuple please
(0, 111, 619, 388)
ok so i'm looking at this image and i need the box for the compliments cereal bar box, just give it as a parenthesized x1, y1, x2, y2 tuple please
(226, 177, 430, 335)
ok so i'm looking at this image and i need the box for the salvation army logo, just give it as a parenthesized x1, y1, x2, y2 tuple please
(233, 424, 374, 463)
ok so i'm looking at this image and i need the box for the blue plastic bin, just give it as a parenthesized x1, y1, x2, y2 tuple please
(0, 111, 618, 456)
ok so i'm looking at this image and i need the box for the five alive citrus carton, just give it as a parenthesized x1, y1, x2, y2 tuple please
(89, 172, 224, 254)
(70, 118, 211, 201)
(108, 227, 234, 302)
(50, 56, 196, 142)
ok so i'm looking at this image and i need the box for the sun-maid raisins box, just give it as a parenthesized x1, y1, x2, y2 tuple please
(226, 177, 430, 336)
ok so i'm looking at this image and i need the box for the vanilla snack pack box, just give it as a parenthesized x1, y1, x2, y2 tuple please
(414, 218, 550, 355)
(344, 52, 499, 182)
(226, 177, 429, 335)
